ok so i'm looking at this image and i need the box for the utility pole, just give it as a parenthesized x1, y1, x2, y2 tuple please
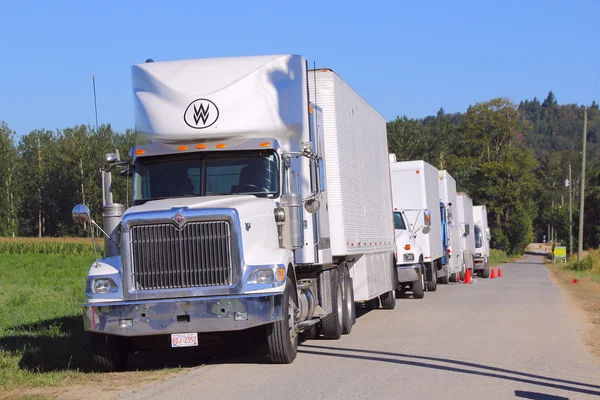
(568, 164, 573, 256)
(578, 108, 587, 262)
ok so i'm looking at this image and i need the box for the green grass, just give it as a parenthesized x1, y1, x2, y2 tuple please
(0, 253, 94, 389)
(561, 249, 600, 282)
(488, 249, 512, 267)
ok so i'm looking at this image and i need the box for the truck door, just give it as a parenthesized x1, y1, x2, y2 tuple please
(440, 202, 448, 265)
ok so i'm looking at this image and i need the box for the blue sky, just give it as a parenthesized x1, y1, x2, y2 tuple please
(1, 0, 599, 136)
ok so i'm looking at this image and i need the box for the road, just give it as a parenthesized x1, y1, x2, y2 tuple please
(115, 250, 600, 400)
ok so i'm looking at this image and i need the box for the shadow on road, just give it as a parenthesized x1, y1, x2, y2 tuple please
(298, 344, 600, 397)
(515, 390, 569, 400)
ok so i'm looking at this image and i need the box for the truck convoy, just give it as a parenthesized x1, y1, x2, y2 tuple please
(72, 54, 398, 371)
(438, 170, 462, 282)
(456, 192, 476, 277)
(389, 160, 443, 292)
(473, 205, 491, 278)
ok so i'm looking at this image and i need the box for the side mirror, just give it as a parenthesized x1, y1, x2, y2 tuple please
(422, 226, 431, 234)
(464, 223, 470, 236)
(72, 204, 91, 224)
(305, 197, 320, 213)
(423, 209, 431, 227)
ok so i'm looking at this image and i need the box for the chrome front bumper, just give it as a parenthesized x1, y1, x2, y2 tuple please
(396, 264, 420, 283)
(83, 293, 283, 337)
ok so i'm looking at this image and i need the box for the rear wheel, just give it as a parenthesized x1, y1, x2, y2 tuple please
(380, 289, 396, 310)
(342, 267, 355, 334)
(321, 268, 343, 339)
(451, 272, 459, 283)
(413, 266, 425, 299)
(459, 269, 465, 282)
(89, 333, 129, 372)
(267, 280, 298, 363)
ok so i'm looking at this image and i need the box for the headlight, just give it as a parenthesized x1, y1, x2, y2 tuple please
(403, 253, 415, 262)
(247, 267, 285, 285)
(476, 253, 482, 257)
(88, 278, 118, 294)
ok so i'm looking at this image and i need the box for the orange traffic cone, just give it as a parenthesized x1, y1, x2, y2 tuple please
(490, 269, 496, 279)
(464, 269, 472, 284)
(498, 268, 502, 278)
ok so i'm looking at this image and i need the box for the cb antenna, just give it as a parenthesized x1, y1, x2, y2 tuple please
(92, 75, 99, 133)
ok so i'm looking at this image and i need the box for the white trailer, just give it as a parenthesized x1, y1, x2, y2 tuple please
(390, 160, 442, 292)
(473, 205, 491, 278)
(438, 170, 462, 282)
(74, 55, 397, 370)
(456, 192, 476, 275)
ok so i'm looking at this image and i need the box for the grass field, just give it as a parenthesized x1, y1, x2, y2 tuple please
(0, 251, 176, 399)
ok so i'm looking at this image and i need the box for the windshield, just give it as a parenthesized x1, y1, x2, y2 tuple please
(474, 225, 483, 248)
(133, 150, 279, 205)
(394, 212, 407, 230)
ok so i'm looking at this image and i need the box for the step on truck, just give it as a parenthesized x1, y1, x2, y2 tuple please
(72, 54, 398, 371)
(456, 192, 476, 276)
(473, 205, 491, 278)
(438, 170, 463, 283)
(389, 159, 443, 292)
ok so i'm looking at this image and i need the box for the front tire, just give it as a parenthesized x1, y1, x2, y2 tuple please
(439, 265, 450, 284)
(426, 263, 437, 292)
(482, 266, 490, 279)
(413, 266, 425, 299)
(89, 333, 129, 372)
(267, 280, 298, 363)
(380, 289, 396, 309)
(321, 268, 344, 339)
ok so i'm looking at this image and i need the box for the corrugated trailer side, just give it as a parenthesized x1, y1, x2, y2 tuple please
(308, 69, 396, 302)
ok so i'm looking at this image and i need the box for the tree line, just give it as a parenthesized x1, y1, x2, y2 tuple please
(1, 91, 598, 255)
(387, 92, 600, 255)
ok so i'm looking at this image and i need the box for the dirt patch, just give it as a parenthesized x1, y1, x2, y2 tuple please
(547, 263, 600, 361)
(1, 370, 176, 400)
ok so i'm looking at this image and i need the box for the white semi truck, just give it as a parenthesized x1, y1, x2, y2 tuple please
(389, 160, 443, 292)
(473, 205, 491, 278)
(456, 192, 475, 276)
(72, 54, 397, 371)
(438, 170, 462, 282)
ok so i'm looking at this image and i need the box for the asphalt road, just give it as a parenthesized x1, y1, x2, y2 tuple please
(115, 249, 600, 400)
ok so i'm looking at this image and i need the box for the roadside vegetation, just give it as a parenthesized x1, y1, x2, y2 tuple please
(547, 249, 600, 357)
(488, 249, 514, 267)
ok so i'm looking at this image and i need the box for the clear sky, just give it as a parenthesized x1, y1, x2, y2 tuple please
(1, 0, 599, 136)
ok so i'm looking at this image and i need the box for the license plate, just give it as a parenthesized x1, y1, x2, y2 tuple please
(171, 333, 198, 348)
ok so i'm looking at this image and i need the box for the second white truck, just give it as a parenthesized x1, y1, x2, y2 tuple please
(456, 192, 476, 276)
(438, 170, 462, 282)
(390, 160, 443, 292)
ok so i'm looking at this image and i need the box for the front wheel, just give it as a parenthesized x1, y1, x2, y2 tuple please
(89, 333, 129, 372)
(426, 263, 437, 292)
(267, 280, 298, 363)
(482, 267, 490, 279)
(413, 266, 425, 299)
(380, 289, 396, 309)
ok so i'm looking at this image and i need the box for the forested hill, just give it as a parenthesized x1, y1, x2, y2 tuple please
(386, 91, 600, 256)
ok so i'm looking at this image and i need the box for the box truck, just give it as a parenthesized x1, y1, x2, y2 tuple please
(390, 160, 443, 292)
(456, 192, 475, 276)
(438, 171, 462, 283)
(473, 205, 491, 278)
(72, 54, 398, 370)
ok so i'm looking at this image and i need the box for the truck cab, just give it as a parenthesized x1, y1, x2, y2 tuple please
(393, 209, 425, 299)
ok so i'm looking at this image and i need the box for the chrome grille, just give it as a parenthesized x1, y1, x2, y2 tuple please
(130, 221, 233, 290)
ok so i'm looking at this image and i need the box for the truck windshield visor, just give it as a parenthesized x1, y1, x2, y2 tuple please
(474, 225, 483, 248)
(133, 150, 279, 205)
(393, 212, 407, 230)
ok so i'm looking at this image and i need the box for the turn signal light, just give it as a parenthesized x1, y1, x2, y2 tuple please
(178, 146, 188, 151)
(135, 149, 145, 155)
(260, 142, 270, 147)
(196, 144, 207, 149)
(404, 244, 411, 250)
(216, 143, 227, 149)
